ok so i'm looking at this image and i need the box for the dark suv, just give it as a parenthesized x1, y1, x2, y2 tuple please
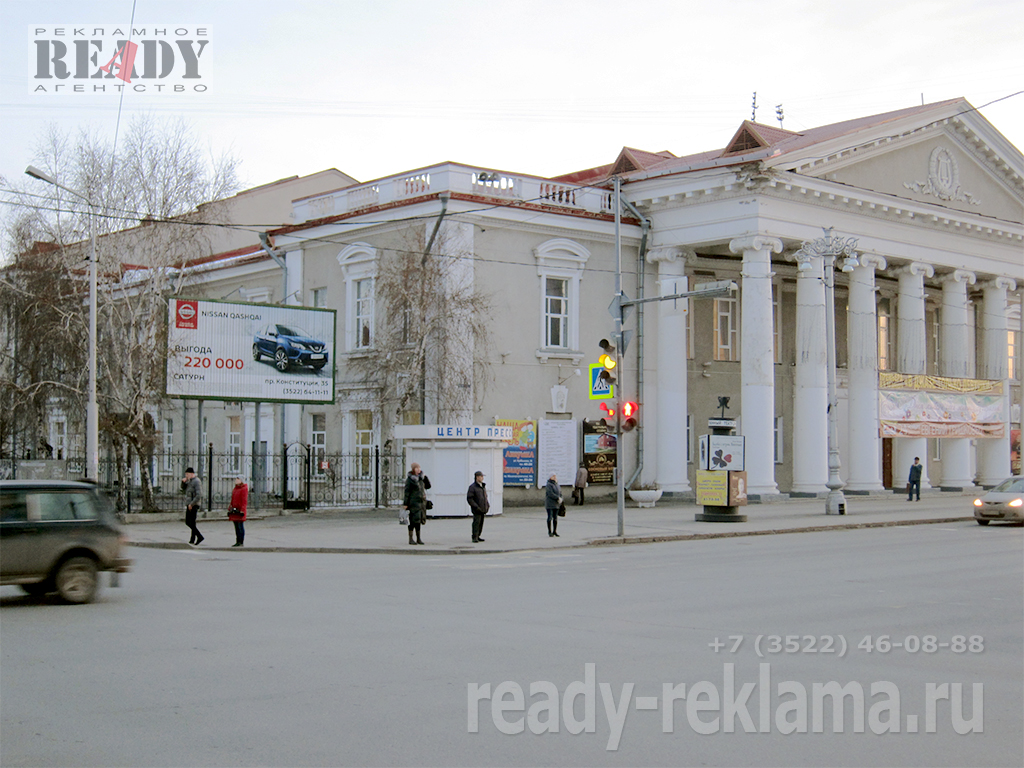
(0, 480, 132, 603)
(253, 323, 329, 372)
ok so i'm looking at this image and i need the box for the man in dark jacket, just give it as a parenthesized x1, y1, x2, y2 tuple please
(403, 462, 430, 545)
(467, 471, 490, 543)
(907, 457, 923, 501)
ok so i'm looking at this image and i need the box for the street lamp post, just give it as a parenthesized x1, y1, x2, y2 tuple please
(794, 227, 859, 515)
(25, 166, 99, 483)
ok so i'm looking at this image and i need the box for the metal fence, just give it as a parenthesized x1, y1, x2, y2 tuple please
(1, 447, 406, 514)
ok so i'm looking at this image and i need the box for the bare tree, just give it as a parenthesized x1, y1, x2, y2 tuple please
(0, 115, 240, 510)
(354, 221, 492, 455)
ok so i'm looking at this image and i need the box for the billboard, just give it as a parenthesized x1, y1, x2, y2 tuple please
(166, 298, 336, 404)
(497, 419, 537, 487)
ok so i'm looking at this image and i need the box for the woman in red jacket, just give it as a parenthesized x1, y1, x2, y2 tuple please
(228, 476, 249, 547)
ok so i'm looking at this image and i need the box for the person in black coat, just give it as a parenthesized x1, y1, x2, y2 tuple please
(467, 471, 490, 543)
(544, 473, 562, 537)
(403, 462, 430, 545)
(907, 457, 923, 501)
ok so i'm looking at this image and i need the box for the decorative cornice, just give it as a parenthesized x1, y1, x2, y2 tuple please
(728, 235, 783, 255)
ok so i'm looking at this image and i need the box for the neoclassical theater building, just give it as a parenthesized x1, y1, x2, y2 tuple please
(176, 98, 1021, 499)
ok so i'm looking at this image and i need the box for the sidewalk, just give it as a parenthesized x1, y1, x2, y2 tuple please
(126, 491, 979, 555)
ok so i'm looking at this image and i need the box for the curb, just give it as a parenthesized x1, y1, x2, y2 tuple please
(128, 516, 975, 555)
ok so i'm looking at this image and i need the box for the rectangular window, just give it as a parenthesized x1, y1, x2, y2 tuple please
(228, 416, 241, 473)
(354, 410, 373, 478)
(544, 277, 569, 348)
(713, 297, 739, 361)
(686, 303, 694, 360)
(162, 419, 174, 471)
(52, 419, 66, 461)
(774, 416, 784, 464)
(402, 410, 422, 426)
(355, 278, 373, 349)
(928, 307, 941, 375)
(1009, 329, 1019, 381)
(686, 413, 693, 464)
(877, 298, 892, 371)
(311, 414, 326, 476)
(311, 287, 327, 308)
(773, 286, 781, 364)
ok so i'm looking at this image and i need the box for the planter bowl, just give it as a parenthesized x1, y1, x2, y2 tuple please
(628, 488, 663, 508)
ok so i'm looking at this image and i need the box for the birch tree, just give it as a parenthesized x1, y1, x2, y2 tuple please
(0, 115, 239, 509)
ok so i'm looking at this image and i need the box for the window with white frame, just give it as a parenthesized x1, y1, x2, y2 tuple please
(354, 410, 373, 478)
(311, 287, 327, 308)
(534, 238, 590, 358)
(311, 414, 326, 475)
(544, 277, 568, 348)
(774, 416, 784, 464)
(162, 419, 174, 471)
(773, 285, 781, 364)
(877, 298, 892, 371)
(228, 416, 241, 473)
(354, 278, 374, 348)
(338, 243, 377, 352)
(246, 287, 272, 304)
(713, 297, 739, 361)
(51, 418, 66, 460)
(1009, 328, 1019, 380)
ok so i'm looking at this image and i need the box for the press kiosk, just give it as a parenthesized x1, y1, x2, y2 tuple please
(393, 425, 512, 517)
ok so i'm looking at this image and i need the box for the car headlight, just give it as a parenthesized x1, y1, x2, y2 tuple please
(973, 499, 983, 507)
(1009, 499, 1023, 508)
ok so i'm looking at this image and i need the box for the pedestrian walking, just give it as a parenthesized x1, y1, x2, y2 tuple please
(907, 457, 923, 501)
(545, 472, 562, 537)
(467, 470, 490, 543)
(181, 467, 203, 545)
(573, 463, 588, 506)
(228, 476, 249, 547)
(403, 462, 431, 545)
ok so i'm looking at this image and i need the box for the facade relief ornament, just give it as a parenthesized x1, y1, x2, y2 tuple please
(904, 146, 981, 206)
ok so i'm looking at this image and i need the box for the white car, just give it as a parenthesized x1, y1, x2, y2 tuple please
(972, 476, 1024, 526)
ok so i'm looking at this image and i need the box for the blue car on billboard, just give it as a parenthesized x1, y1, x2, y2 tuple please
(253, 323, 329, 372)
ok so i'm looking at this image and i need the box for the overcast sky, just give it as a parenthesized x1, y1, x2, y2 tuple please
(2, 0, 1022, 212)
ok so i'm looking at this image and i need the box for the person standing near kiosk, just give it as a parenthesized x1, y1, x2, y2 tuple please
(467, 471, 490, 543)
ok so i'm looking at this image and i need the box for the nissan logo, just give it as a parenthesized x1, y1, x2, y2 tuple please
(178, 303, 196, 320)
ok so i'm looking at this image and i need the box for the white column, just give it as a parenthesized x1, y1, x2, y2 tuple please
(977, 277, 1017, 485)
(790, 253, 828, 494)
(649, 247, 691, 493)
(894, 262, 934, 489)
(846, 254, 887, 491)
(939, 269, 977, 489)
(730, 235, 783, 496)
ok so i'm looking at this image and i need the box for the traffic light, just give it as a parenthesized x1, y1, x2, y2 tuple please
(599, 401, 615, 420)
(621, 401, 639, 432)
(598, 338, 617, 385)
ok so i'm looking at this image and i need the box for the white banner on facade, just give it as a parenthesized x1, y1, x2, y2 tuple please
(878, 389, 1004, 438)
(537, 420, 577, 488)
(166, 298, 336, 403)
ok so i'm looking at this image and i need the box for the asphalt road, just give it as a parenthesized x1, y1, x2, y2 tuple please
(1, 522, 1021, 767)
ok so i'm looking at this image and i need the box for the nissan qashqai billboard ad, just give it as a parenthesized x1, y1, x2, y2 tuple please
(166, 298, 336, 404)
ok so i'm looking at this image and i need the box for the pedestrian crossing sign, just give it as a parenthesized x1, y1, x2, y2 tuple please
(589, 363, 614, 400)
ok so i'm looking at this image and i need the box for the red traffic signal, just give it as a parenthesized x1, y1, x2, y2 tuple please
(621, 401, 639, 432)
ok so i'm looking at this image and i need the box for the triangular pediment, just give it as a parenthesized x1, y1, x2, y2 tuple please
(804, 130, 1023, 221)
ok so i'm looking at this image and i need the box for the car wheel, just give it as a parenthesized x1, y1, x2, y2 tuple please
(19, 581, 52, 597)
(274, 348, 290, 372)
(54, 556, 99, 604)
(252, 343, 262, 361)
(976, 519, 990, 526)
